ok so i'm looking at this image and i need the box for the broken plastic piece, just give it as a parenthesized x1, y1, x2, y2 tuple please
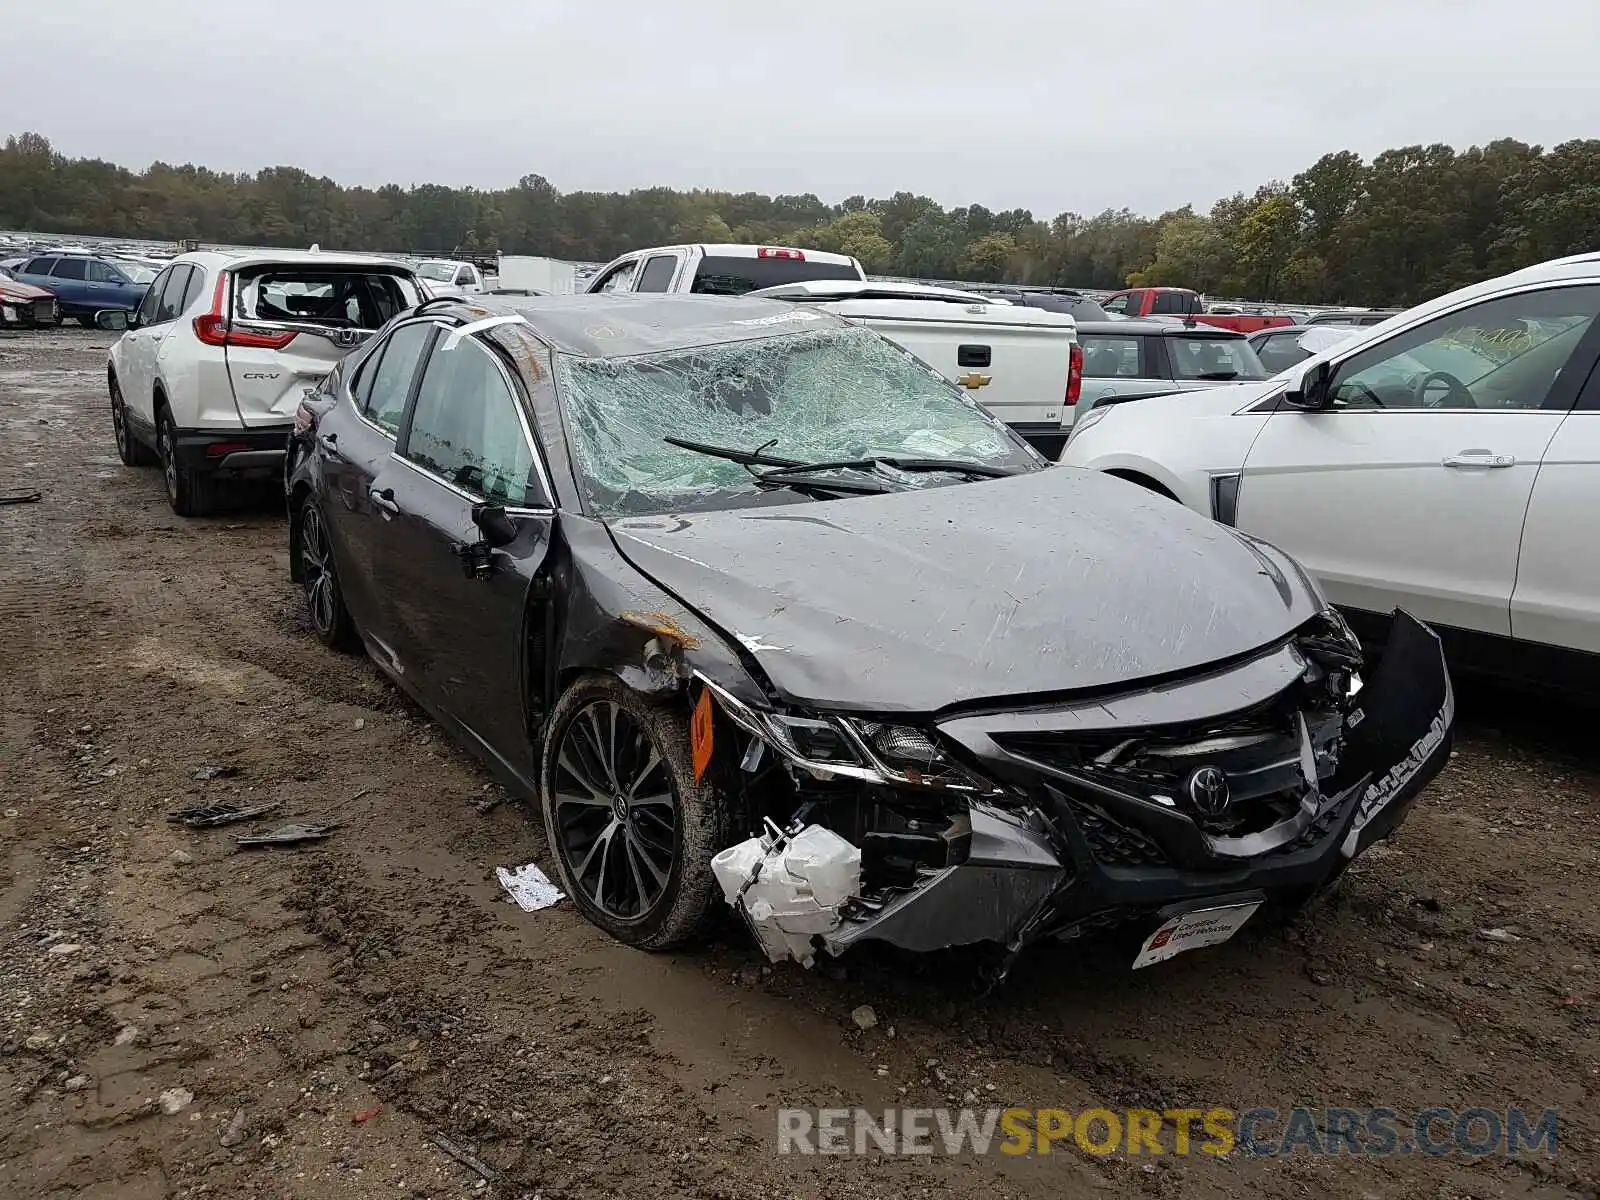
(711, 822, 862, 968)
(233, 823, 339, 848)
(495, 863, 564, 911)
(168, 802, 282, 829)
(0, 491, 42, 505)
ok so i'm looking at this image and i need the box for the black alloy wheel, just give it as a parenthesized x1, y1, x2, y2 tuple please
(109, 374, 153, 466)
(298, 498, 359, 651)
(539, 675, 729, 950)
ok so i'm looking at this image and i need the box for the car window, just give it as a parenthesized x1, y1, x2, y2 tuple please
(1080, 335, 1144, 378)
(137, 268, 172, 325)
(1330, 286, 1600, 411)
(240, 270, 417, 328)
(1101, 293, 1130, 315)
(1150, 290, 1197, 316)
(51, 258, 88, 281)
(1167, 336, 1269, 381)
(152, 265, 193, 324)
(85, 260, 123, 283)
(455, 267, 473, 285)
(1254, 333, 1311, 374)
(179, 266, 207, 313)
(361, 322, 433, 434)
(404, 338, 543, 506)
(635, 255, 679, 293)
(23, 258, 57, 276)
(688, 255, 860, 296)
(593, 260, 638, 293)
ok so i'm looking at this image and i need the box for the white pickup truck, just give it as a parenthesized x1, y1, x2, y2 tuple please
(415, 259, 488, 295)
(588, 243, 1081, 454)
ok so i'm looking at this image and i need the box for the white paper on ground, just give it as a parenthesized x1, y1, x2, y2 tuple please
(496, 863, 565, 911)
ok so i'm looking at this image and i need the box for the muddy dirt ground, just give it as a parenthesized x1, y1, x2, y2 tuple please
(1, 326, 1598, 1200)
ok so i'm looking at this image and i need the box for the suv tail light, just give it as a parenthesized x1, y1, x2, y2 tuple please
(756, 247, 805, 260)
(193, 271, 298, 350)
(1066, 343, 1083, 406)
(293, 399, 319, 436)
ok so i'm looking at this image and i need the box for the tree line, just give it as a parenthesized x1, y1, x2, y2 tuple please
(4, 131, 1599, 307)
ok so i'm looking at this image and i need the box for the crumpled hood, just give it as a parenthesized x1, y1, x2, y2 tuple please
(606, 467, 1322, 714)
(0, 278, 53, 301)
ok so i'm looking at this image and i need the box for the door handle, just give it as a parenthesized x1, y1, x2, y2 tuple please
(368, 486, 400, 515)
(1443, 451, 1515, 469)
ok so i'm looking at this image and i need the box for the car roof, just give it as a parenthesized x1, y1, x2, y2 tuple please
(616, 243, 860, 268)
(426, 292, 855, 358)
(1074, 319, 1247, 338)
(168, 249, 414, 271)
(748, 279, 998, 304)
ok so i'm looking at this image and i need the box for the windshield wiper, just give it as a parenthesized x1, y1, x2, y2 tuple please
(664, 437, 892, 497)
(1192, 371, 1241, 381)
(759, 456, 1017, 482)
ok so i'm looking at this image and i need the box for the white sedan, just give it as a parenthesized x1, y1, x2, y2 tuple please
(1060, 251, 1600, 683)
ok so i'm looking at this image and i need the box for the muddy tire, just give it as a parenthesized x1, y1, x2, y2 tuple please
(297, 496, 360, 652)
(109, 374, 155, 466)
(539, 673, 729, 951)
(157, 405, 224, 517)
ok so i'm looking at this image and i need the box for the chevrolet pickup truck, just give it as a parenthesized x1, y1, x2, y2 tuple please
(751, 279, 1082, 457)
(584, 242, 866, 296)
(1101, 286, 1294, 334)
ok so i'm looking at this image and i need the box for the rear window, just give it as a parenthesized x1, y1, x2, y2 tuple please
(236, 269, 420, 329)
(1150, 290, 1200, 316)
(690, 255, 861, 297)
(1167, 336, 1269, 381)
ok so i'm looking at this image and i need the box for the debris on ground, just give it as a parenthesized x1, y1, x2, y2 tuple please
(158, 1087, 194, 1116)
(352, 1106, 382, 1124)
(851, 1005, 879, 1031)
(168, 801, 282, 829)
(219, 1109, 248, 1147)
(1479, 927, 1523, 942)
(190, 764, 240, 782)
(495, 863, 564, 911)
(233, 823, 339, 848)
(0, 491, 42, 505)
(432, 1132, 500, 1183)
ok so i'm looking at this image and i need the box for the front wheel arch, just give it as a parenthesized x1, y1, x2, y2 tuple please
(1104, 468, 1180, 502)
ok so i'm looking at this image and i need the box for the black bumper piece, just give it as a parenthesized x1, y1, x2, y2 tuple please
(172, 425, 293, 477)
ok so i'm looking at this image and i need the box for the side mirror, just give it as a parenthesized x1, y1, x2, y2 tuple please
(94, 309, 129, 332)
(471, 503, 519, 548)
(1282, 360, 1334, 411)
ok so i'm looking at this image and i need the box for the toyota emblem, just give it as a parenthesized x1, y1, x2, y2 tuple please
(1185, 766, 1231, 817)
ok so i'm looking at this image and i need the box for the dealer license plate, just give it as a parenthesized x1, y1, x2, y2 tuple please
(1132, 900, 1261, 970)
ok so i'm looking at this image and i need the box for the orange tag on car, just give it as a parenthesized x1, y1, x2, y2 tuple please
(691, 689, 714, 781)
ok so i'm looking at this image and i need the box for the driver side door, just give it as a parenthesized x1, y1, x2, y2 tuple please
(1236, 285, 1600, 637)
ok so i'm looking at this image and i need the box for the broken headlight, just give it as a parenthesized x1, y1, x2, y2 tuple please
(696, 674, 997, 793)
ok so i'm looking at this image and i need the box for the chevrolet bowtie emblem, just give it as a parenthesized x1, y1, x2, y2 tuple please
(956, 372, 992, 389)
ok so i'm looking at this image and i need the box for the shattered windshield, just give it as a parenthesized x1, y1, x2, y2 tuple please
(416, 262, 456, 282)
(554, 326, 1041, 516)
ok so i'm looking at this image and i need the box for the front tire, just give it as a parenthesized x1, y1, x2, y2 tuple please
(110, 374, 155, 466)
(297, 497, 360, 652)
(157, 406, 224, 517)
(539, 674, 729, 950)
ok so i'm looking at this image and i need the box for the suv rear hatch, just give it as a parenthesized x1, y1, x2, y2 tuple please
(207, 263, 421, 427)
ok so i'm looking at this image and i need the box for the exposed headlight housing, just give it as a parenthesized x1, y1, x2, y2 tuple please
(696, 674, 997, 793)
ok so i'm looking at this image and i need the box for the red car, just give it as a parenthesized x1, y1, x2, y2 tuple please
(0, 266, 61, 328)
(1100, 287, 1293, 334)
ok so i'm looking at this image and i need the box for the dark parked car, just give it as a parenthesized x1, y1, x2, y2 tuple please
(1247, 324, 1361, 374)
(9, 253, 150, 324)
(286, 294, 1453, 976)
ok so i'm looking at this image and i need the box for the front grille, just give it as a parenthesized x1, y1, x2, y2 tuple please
(1074, 804, 1169, 867)
(33, 299, 55, 322)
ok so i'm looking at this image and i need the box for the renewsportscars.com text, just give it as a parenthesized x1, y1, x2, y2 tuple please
(777, 1106, 1559, 1158)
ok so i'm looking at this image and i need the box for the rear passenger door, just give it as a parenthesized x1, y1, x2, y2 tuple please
(318, 319, 437, 651)
(376, 330, 555, 780)
(119, 266, 191, 428)
(1076, 333, 1163, 414)
(46, 257, 89, 311)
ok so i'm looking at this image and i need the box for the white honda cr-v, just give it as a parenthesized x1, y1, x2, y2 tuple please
(99, 250, 423, 515)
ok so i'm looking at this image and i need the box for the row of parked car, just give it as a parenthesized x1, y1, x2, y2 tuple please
(0, 246, 162, 328)
(77, 240, 1459, 981)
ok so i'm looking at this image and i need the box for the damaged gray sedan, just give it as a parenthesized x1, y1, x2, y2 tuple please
(287, 293, 1454, 978)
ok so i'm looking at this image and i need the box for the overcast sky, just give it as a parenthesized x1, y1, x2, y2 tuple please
(12, 0, 1600, 218)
